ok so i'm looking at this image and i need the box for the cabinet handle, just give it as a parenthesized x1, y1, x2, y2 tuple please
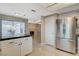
(18, 44, 20, 45)
(20, 43, 22, 45)
(9, 42, 14, 44)
(18, 43, 22, 45)
(0, 49, 2, 52)
(26, 39, 28, 40)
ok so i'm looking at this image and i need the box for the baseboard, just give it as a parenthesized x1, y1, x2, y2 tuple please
(41, 43, 47, 45)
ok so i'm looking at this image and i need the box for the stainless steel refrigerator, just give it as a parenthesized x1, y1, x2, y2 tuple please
(56, 17, 77, 54)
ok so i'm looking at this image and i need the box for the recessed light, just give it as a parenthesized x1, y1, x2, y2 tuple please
(24, 14, 26, 16)
(31, 9, 36, 12)
(15, 13, 19, 15)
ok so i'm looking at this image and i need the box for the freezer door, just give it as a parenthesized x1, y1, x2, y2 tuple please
(56, 38, 76, 54)
(56, 17, 77, 54)
(60, 18, 73, 38)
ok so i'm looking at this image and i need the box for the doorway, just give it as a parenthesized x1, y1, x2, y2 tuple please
(28, 23, 41, 46)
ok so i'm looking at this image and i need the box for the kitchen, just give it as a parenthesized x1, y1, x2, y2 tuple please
(0, 3, 79, 56)
(0, 14, 32, 56)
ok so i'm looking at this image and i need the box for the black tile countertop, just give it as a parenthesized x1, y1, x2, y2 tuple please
(0, 35, 31, 41)
(77, 35, 79, 36)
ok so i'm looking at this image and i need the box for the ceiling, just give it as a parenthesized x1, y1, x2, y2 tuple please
(0, 3, 78, 23)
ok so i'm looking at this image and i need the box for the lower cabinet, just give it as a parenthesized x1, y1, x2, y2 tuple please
(1, 39, 21, 56)
(21, 37, 32, 56)
(0, 37, 32, 56)
(1, 45, 20, 56)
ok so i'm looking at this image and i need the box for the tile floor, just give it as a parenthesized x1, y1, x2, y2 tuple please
(29, 44, 75, 56)
(28, 39, 79, 56)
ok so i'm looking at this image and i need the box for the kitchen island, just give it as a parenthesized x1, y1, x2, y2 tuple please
(0, 35, 32, 56)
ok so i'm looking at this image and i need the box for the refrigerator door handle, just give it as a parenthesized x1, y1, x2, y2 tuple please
(69, 40, 74, 42)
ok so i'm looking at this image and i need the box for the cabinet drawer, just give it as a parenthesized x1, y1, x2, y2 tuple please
(1, 39, 21, 48)
(20, 37, 32, 43)
(24, 37, 32, 43)
(20, 38, 28, 43)
(1, 40, 15, 48)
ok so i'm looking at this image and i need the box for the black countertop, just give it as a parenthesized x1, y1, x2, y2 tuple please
(77, 35, 79, 36)
(0, 35, 31, 41)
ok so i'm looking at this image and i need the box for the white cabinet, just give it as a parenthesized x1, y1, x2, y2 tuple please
(1, 45, 20, 56)
(0, 37, 32, 56)
(0, 45, 1, 56)
(45, 16, 56, 46)
(21, 37, 32, 56)
(1, 39, 20, 56)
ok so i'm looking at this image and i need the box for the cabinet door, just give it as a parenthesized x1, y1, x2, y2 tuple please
(1, 39, 20, 56)
(1, 45, 20, 56)
(27, 37, 32, 51)
(0, 42, 1, 56)
(21, 37, 32, 56)
(45, 16, 56, 46)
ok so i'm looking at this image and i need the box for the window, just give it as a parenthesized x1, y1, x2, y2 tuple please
(2, 20, 25, 38)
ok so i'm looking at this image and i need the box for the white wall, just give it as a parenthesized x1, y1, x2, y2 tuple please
(41, 17, 45, 44)
(41, 15, 57, 46)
